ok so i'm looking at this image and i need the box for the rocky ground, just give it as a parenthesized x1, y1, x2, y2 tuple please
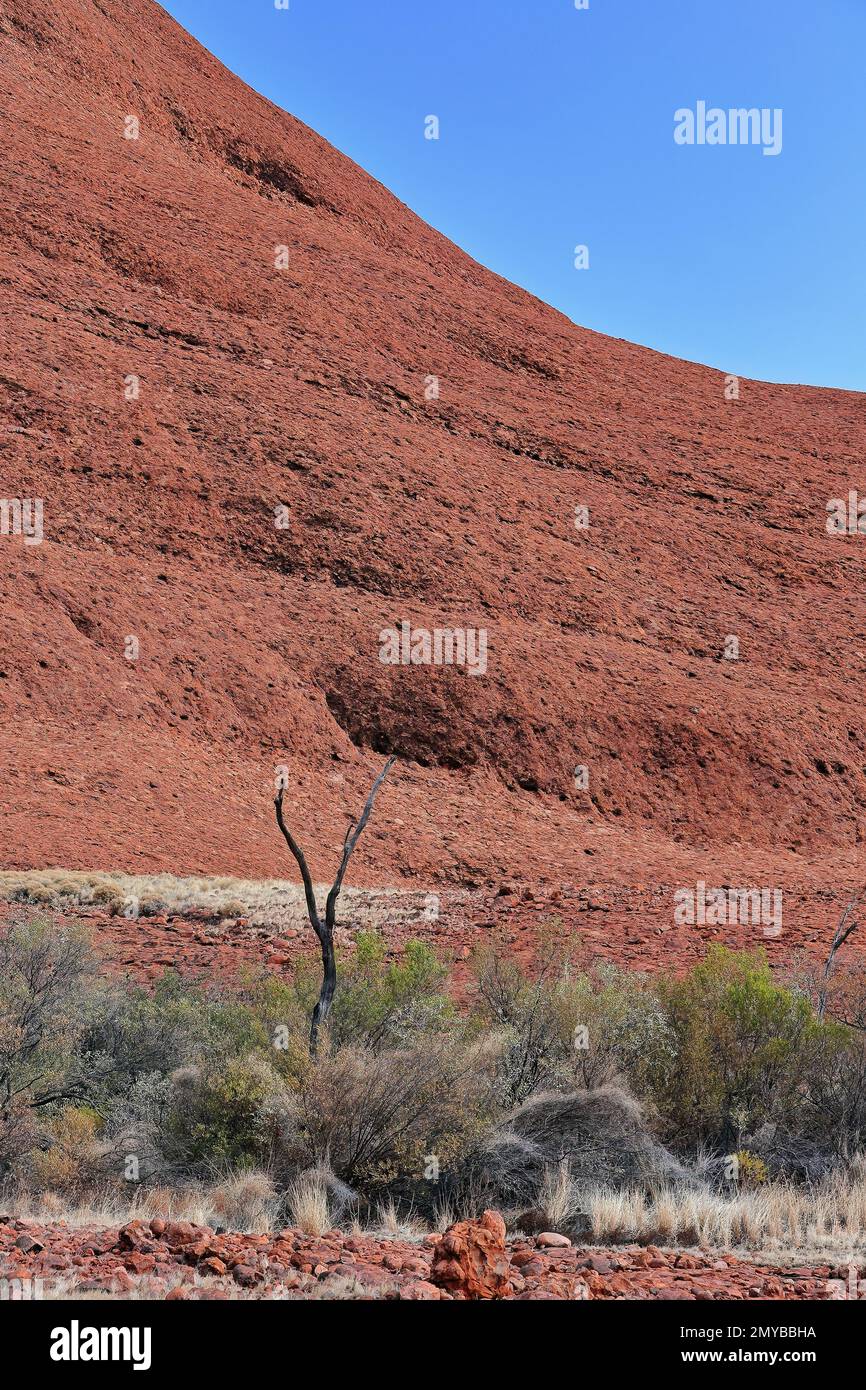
(0, 1210, 845, 1301)
(2, 883, 861, 993)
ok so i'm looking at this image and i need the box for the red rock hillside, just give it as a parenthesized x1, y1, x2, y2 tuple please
(1, 0, 865, 912)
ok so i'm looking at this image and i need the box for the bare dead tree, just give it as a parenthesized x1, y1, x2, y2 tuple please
(275, 757, 396, 1055)
(818, 895, 861, 1022)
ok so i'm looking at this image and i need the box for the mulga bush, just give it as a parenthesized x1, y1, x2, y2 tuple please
(0, 918, 103, 1177)
(647, 945, 849, 1152)
(471, 946, 670, 1105)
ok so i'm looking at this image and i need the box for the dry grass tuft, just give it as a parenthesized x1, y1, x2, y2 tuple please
(372, 1196, 427, 1240)
(286, 1173, 331, 1237)
(206, 1170, 279, 1232)
(3, 1183, 216, 1229)
(540, 1159, 577, 1231)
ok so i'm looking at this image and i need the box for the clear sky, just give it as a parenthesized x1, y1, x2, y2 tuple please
(159, 0, 865, 392)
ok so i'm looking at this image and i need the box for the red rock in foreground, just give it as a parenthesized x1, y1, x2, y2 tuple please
(430, 1210, 514, 1299)
(0, 1214, 846, 1301)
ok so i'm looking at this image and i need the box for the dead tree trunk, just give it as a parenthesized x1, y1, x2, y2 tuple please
(818, 895, 861, 1022)
(275, 757, 395, 1056)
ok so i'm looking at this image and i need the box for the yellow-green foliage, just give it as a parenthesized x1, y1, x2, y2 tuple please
(325, 932, 451, 1049)
(29, 1106, 102, 1194)
(734, 1149, 769, 1188)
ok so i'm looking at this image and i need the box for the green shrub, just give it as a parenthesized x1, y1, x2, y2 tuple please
(0, 919, 98, 1176)
(552, 960, 672, 1093)
(471, 948, 669, 1105)
(167, 1055, 281, 1170)
(325, 933, 451, 1050)
(94, 971, 276, 1086)
(648, 946, 842, 1148)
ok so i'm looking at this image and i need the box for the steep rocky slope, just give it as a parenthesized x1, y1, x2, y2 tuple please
(1, 0, 864, 911)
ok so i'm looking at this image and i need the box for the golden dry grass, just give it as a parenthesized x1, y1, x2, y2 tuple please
(0, 868, 440, 932)
(285, 1173, 331, 1237)
(372, 1196, 427, 1240)
(6, 1175, 277, 1234)
(539, 1159, 577, 1231)
(586, 1172, 866, 1257)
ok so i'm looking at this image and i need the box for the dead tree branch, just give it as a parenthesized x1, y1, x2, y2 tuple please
(275, 757, 396, 1055)
(818, 895, 861, 1022)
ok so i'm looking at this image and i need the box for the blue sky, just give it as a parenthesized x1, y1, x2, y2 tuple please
(160, 0, 865, 391)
